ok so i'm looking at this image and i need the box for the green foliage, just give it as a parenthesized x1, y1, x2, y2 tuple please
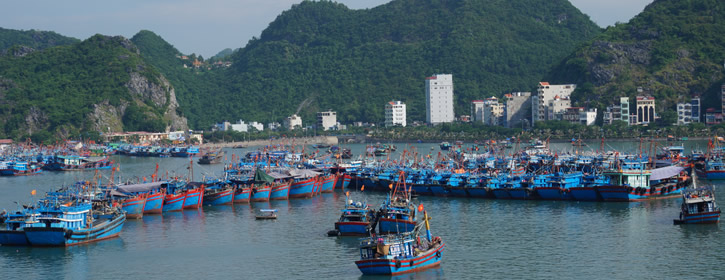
(134, 0, 601, 130)
(122, 103, 165, 132)
(0, 27, 79, 52)
(547, 0, 725, 121)
(0, 34, 171, 139)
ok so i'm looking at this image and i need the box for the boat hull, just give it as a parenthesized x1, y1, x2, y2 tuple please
(378, 218, 417, 234)
(233, 187, 251, 203)
(289, 178, 316, 199)
(676, 210, 721, 224)
(163, 193, 185, 212)
(120, 196, 146, 219)
(335, 221, 370, 236)
(491, 188, 512, 199)
(569, 187, 599, 201)
(23, 214, 125, 247)
(0, 230, 29, 246)
(143, 192, 165, 214)
(182, 188, 204, 209)
(204, 188, 235, 206)
(466, 187, 489, 198)
(535, 187, 568, 200)
(251, 186, 272, 202)
(320, 175, 336, 193)
(270, 183, 290, 200)
(356, 243, 445, 275)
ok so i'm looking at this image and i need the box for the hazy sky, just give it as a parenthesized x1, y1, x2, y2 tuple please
(1, 0, 653, 57)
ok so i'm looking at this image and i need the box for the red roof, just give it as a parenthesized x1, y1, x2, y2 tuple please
(471, 100, 484, 103)
(426, 76, 437, 80)
(539, 82, 550, 86)
(0, 139, 12, 144)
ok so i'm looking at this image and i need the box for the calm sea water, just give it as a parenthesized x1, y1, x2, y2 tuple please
(1, 140, 723, 279)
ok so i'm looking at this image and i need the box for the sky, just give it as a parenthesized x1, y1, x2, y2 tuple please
(1, 0, 654, 58)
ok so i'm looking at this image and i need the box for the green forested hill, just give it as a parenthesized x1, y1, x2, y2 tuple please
(222, 0, 600, 125)
(157, 0, 601, 128)
(0, 34, 186, 140)
(0, 27, 79, 53)
(546, 0, 725, 122)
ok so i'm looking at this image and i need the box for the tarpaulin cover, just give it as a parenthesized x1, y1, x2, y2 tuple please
(116, 181, 165, 193)
(649, 166, 684, 181)
(288, 168, 321, 178)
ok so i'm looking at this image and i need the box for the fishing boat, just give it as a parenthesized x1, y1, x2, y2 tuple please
(162, 181, 187, 212)
(203, 182, 235, 206)
(597, 163, 689, 202)
(198, 149, 225, 165)
(23, 200, 126, 247)
(288, 173, 319, 199)
(355, 207, 444, 275)
(255, 209, 277, 220)
(43, 155, 113, 171)
(250, 184, 272, 202)
(270, 182, 290, 200)
(439, 142, 451, 151)
(319, 174, 337, 193)
(330, 194, 373, 236)
(377, 172, 417, 234)
(232, 185, 252, 203)
(0, 160, 43, 176)
(182, 182, 205, 209)
(674, 176, 720, 224)
(0, 208, 37, 246)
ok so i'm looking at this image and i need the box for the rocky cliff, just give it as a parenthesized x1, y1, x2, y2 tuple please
(0, 34, 187, 140)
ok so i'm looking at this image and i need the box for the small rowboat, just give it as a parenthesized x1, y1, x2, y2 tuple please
(255, 209, 277, 220)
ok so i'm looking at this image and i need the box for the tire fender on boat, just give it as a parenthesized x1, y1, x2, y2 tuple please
(436, 251, 441, 258)
(395, 259, 401, 269)
(64, 229, 73, 239)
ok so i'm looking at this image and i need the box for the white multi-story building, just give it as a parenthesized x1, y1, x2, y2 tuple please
(581, 108, 597, 126)
(317, 110, 337, 131)
(547, 96, 571, 121)
(677, 97, 701, 125)
(425, 74, 454, 124)
(385, 101, 407, 127)
(284, 114, 302, 130)
(532, 82, 576, 124)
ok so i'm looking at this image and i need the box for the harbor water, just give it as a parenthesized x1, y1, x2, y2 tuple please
(1, 141, 723, 279)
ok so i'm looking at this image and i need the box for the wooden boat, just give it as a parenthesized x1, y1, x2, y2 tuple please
(198, 149, 225, 165)
(439, 142, 451, 151)
(356, 208, 444, 275)
(674, 180, 720, 224)
(331, 195, 373, 236)
(255, 209, 277, 220)
(270, 182, 290, 200)
(250, 184, 272, 202)
(0, 160, 43, 176)
(23, 201, 126, 247)
(203, 183, 235, 206)
(233, 186, 251, 203)
(43, 155, 113, 171)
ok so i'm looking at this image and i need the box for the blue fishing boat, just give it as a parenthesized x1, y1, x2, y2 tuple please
(536, 172, 582, 200)
(377, 173, 417, 234)
(43, 155, 113, 171)
(289, 175, 317, 199)
(674, 185, 720, 224)
(319, 174, 337, 193)
(203, 181, 235, 206)
(0, 208, 37, 246)
(356, 208, 444, 275)
(0, 160, 43, 176)
(23, 200, 125, 247)
(598, 164, 688, 202)
(233, 186, 251, 203)
(439, 142, 451, 151)
(332, 195, 373, 236)
(569, 174, 607, 201)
